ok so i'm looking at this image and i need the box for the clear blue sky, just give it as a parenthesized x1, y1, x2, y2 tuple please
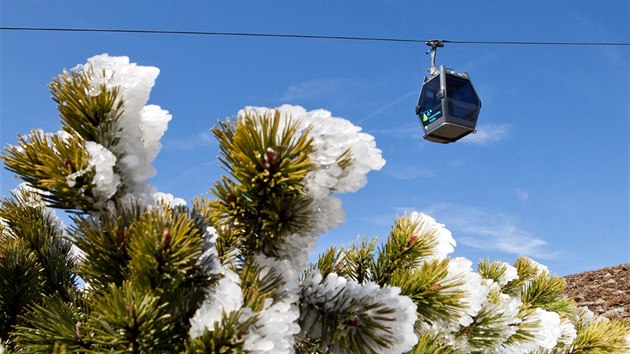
(1, 1, 628, 275)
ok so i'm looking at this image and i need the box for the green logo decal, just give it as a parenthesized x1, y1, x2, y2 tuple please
(422, 113, 429, 122)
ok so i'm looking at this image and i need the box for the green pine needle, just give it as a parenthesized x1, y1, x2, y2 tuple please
(11, 293, 87, 352)
(0, 238, 44, 342)
(339, 238, 377, 284)
(0, 190, 77, 301)
(569, 311, 630, 353)
(520, 274, 575, 315)
(391, 259, 467, 323)
(50, 67, 123, 146)
(88, 282, 173, 353)
(411, 332, 456, 354)
(185, 311, 253, 353)
(373, 215, 441, 286)
(210, 112, 315, 257)
(2, 130, 99, 212)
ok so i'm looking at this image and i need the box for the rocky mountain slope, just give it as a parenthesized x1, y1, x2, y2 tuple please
(563, 263, 629, 320)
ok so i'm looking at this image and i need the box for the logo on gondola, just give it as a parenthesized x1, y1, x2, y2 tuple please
(420, 109, 442, 125)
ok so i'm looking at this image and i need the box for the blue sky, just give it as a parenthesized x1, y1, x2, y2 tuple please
(1, 1, 628, 275)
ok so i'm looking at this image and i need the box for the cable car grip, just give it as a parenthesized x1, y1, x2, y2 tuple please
(425, 40, 445, 74)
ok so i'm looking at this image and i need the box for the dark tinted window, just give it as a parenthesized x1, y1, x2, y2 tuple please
(445, 74, 480, 121)
(417, 76, 443, 126)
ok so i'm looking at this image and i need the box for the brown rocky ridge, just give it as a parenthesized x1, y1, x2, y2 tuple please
(563, 263, 630, 320)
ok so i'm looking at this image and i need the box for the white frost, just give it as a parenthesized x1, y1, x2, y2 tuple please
(237, 105, 385, 270)
(528, 258, 550, 276)
(556, 316, 577, 347)
(446, 257, 490, 326)
(189, 267, 243, 338)
(534, 308, 563, 349)
(409, 211, 456, 260)
(85, 141, 120, 200)
(301, 271, 418, 353)
(498, 261, 519, 286)
(81, 54, 171, 201)
(12, 183, 65, 234)
(152, 192, 186, 207)
(243, 255, 301, 353)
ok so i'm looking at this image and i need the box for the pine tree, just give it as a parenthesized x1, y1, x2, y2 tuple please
(0, 54, 628, 353)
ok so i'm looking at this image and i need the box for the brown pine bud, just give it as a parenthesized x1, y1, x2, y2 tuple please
(263, 147, 278, 170)
(347, 315, 362, 328)
(162, 228, 171, 250)
(117, 228, 125, 248)
(283, 208, 293, 222)
(75, 321, 83, 337)
(430, 283, 442, 291)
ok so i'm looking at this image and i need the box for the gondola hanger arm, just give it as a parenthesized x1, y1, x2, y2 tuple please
(425, 40, 446, 75)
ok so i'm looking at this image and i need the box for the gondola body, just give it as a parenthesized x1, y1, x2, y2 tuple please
(416, 65, 481, 144)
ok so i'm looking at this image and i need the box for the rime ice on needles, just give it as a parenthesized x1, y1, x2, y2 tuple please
(85, 141, 120, 200)
(189, 267, 243, 338)
(152, 192, 187, 208)
(238, 105, 385, 268)
(409, 211, 456, 260)
(528, 258, 550, 276)
(556, 317, 577, 347)
(139, 104, 172, 163)
(301, 271, 418, 353)
(12, 183, 65, 235)
(447, 257, 490, 327)
(238, 105, 385, 199)
(497, 261, 519, 286)
(484, 283, 522, 338)
(529, 308, 562, 350)
(500, 308, 562, 354)
(81, 54, 171, 199)
(55, 129, 72, 142)
(243, 255, 301, 353)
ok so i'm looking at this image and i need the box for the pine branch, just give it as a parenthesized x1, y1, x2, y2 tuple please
(49, 67, 123, 147)
(70, 206, 139, 288)
(477, 258, 517, 287)
(300, 272, 417, 353)
(411, 332, 456, 354)
(210, 112, 315, 257)
(0, 190, 77, 301)
(339, 238, 377, 284)
(520, 273, 575, 315)
(503, 256, 542, 296)
(127, 207, 203, 292)
(458, 285, 519, 352)
(0, 238, 44, 343)
(294, 336, 324, 354)
(502, 307, 540, 349)
(569, 310, 630, 353)
(373, 215, 440, 286)
(391, 258, 467, 323)
(2, 130, 99, 212)
(239, 258, 288, 311)
(11, 293, 88, 353)
(315, 247, 346, 280)
(125, 205, 214, 343)
(186, 311, 253, 353)
(87, 282, 173, 353)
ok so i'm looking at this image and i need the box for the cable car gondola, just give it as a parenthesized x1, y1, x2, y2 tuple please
(416, 40, 481, 144)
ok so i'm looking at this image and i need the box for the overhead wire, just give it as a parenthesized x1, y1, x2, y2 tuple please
(1, 26, 629, 47)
